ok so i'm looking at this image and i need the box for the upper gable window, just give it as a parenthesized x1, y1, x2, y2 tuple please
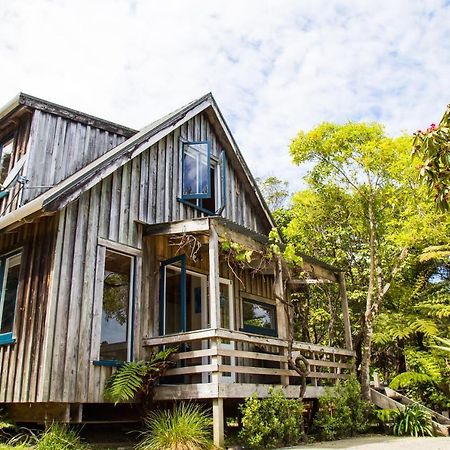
(182, 142, 211, 199)
(0, 137, 14, 186)
(180, 141, 227, 215)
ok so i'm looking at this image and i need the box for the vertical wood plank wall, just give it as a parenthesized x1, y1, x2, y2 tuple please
(22, 110, 129, 203)
(39, 111, 268, 403)
(0, 216, 57, 403)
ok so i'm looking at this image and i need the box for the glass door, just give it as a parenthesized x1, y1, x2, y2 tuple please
(219, 278, 235, 383)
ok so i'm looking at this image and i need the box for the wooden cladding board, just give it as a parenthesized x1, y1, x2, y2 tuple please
(0, 112, 32, 216)
(22, 109, 129, 203)
(0, 216, 57, 403)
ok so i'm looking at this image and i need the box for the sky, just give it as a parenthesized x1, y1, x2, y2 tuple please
(1, 0, 450, 192)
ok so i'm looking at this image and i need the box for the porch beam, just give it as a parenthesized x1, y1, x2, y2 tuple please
(142, 218, 210, 236)
(208, 223, 220, 329)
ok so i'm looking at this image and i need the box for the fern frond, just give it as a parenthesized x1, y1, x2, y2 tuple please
(389, 371, 433, 390)
(104, 361, 148, 404)
(410, 319, 439, 337)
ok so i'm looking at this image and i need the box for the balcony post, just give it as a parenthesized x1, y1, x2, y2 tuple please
(338, 272, 353, 351)
(209, 222, 220, 329)
(275, 256, 290, 385)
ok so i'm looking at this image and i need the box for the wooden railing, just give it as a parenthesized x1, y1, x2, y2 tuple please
(143, 328, 355, 391)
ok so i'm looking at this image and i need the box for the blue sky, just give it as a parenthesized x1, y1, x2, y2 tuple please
(1, 0, 449, 192)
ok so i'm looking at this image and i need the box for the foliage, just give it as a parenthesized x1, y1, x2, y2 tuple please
(36, 423, 88, 450)
(412, 104, 450, 210)
(135, 403, 213, 450)
(256, 175, 290, 211)
(104, 347, 177, 404)
(391, 404, 434, 437)
(313, 377, 370, 440)
(238, 388, 304, 449)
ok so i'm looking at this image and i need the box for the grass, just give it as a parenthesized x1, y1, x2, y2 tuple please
(136, 403, 213, 450)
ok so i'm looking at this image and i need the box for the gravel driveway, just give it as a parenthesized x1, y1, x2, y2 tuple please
(277, 435, 450, 449)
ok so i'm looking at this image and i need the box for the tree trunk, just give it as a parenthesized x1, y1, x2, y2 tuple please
(361, 197, 377, 400)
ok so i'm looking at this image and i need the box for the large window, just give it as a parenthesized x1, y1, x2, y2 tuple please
(99, 249, 134, 362)
(179, 141, 227, 215)
(0, 137, 14, 186)
(242, 297, 277, 337)
(0, 252, 21, 343)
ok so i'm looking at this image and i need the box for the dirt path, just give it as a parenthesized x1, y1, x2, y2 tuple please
(277, 435, 450, 449)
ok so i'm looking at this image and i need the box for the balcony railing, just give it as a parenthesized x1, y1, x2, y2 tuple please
(143, 328, 355, 399)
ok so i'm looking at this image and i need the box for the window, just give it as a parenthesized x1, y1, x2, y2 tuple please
(179, 141, 227, 215)
(99, 250, 134, 362)
(0, 137, 14, 186)
(242, 297, 277, 337)
(0, 252, 21, 344)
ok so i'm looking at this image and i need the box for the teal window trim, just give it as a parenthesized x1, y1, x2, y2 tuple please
(181, 141, 211, 200)
(177, 198, 216, 216)
(159, 255, 186, 335)
(0, 249, 22, 343)
(93, 359, 124, 367)
(0, 332, 16, 346)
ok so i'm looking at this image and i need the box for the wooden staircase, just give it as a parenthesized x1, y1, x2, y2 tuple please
(370, 386, 450, 436)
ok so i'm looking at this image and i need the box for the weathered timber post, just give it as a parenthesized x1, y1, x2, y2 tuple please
(209, 221, 224, 448)
(274, 256, 290, 386)
(338, 272, 353, 351)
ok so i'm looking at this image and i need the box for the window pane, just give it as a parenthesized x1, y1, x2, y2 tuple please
(182, 143, 209, 197)
(0, 138, 14, 185)
(100, 251, 132, 361)
(164, 267, 182, 334)
(220, 283, 230, 329)
(243, 299, 276, 331)
(0, 254, 21, 334)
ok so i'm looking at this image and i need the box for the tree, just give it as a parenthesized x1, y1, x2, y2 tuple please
(412, 104, 450, 210)
(256, 175, 289, 211)
(288, 122, 448, 399)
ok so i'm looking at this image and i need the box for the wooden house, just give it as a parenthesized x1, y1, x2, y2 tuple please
(0, 92, 354, 446)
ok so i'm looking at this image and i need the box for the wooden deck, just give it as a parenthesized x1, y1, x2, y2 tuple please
(143, 328, 355, 401)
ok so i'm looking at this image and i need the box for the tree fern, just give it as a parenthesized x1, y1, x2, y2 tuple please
(104, 348, 177, 404)
(390, 371, 433, 390)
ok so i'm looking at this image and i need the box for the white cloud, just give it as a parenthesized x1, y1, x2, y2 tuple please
(1, 0, 449, 192)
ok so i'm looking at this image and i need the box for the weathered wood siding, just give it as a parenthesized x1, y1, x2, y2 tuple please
(22, 110, 130, 202)
(41, 110, 269, 403)
(0, 112, 33, 216)
(0, 216, 57, 403)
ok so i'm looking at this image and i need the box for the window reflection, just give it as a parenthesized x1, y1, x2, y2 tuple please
(243, 298, 276, 333)
(0, 253, 21, 335)
(100, 250, 132, 361)
(182, 143, 209, 197)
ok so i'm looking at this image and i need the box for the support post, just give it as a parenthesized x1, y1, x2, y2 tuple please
(338, 272, 353, 351)
(213, 398, 224, 448)
(274, 256, 289, 385)
(209, 222, 220, 329)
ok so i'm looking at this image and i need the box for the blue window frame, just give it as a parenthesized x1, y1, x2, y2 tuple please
(0, 251, 22, 346)
(182, 142, 211, 199)
(179, 142, 227, 215)
(98, 249, 135, 363)
(159, 255, 186, 335)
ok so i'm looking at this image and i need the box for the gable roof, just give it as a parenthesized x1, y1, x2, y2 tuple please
(0, 93, 275, 232)
(0, 93, 137, 137)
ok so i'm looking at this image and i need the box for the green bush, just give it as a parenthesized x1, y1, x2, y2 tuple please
(238, 388, 304, 449)
(313, 377, 370, 440)
(392, 404, 434, 437)
(136, 402, 213, 450)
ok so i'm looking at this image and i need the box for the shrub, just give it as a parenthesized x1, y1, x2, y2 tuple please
(135, 402, 213, 450)
(238, 388, 304, 449)
(36, 423, 88, 450)
(313, 377, 370, 440)
(392, 404, 434, 437)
